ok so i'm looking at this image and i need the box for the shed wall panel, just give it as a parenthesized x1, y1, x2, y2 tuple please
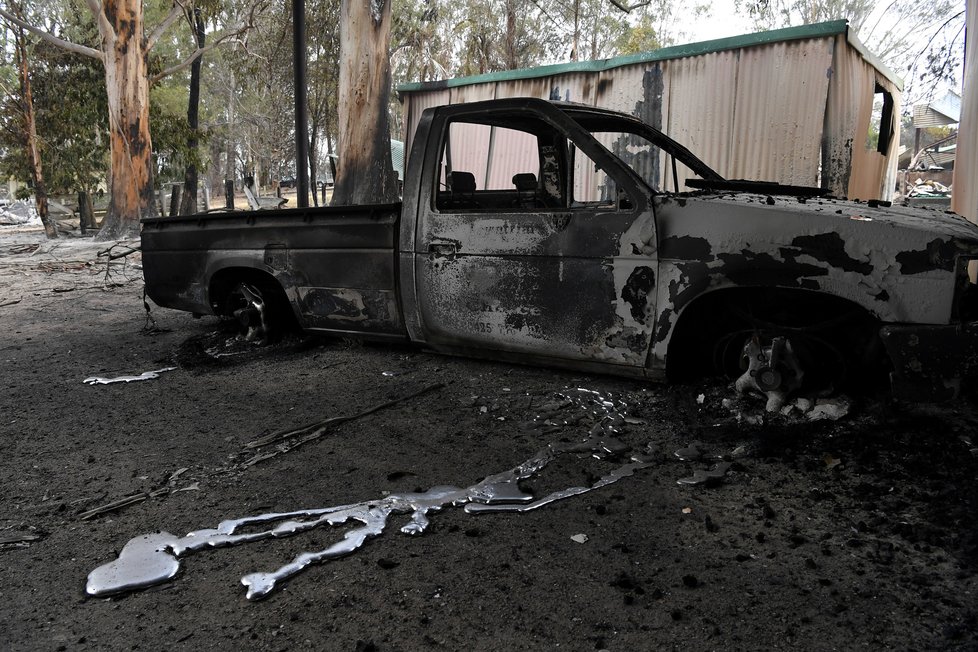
(661, 52, 739, 188)
(825, 36, 901, 200)
(728, 39, 832, 186)
(402, 88, 449, 168)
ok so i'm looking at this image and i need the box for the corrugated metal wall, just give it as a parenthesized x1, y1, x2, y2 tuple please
(402, 88, 449, 164)
(401, 28, 898, 200)
(823, 34, 901, 200)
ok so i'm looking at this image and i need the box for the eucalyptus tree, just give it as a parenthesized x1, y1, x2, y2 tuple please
(331, 0, 399, 205)
(0, 0, 264, 240)
(1, 6, 57, 237)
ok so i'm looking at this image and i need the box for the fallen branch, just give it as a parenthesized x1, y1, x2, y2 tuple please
(0, 532, 43, 545)
(78, 487, 171, 520)
(79, 493, 149, 520)
(97, 245, 140, 261)
(245, 382, 445, 449)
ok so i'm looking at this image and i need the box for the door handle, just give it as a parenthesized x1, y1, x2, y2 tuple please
(428, 242, 458, 255)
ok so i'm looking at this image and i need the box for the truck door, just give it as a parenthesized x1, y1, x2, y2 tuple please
(412, 104, 660, 370)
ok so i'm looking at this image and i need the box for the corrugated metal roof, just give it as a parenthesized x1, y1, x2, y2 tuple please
(397, 20, 901, 93)
(913, 91, 962, 127)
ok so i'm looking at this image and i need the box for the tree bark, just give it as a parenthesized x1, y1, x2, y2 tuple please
(309, 125, 319, 207)
(225, 69, 236, 190)
(95, 0, 156, 241)
(179, 9, 205, 216)
(14, 26, 57, 239)
(331, 0, 398, 206)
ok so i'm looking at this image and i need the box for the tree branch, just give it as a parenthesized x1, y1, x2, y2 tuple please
(145, 2, 188, 53)
(608, 0, 651, 13)
(0, 8, 103, 60)
(151, 34, 241, 83)
(150, 0, 266, 84)
(84, 0, 115, 43)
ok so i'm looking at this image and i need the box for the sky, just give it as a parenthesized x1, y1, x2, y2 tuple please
(684, 0, 754, 42)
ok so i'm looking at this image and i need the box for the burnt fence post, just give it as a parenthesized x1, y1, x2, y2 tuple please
(169, 184, 182, 217)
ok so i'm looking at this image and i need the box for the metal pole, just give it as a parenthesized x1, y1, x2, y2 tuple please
(293, 0, 310, 208)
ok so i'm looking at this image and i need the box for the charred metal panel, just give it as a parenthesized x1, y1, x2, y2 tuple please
(416, 254, 621, 361)
(414, 214, 660, 367)
(296, 287, 402, 334)
(823, 34, 901, 200)
(141, 205, 403, 335)
(142, 250, 211, 313)
(881, 323, 978, 401)
(647, 193, 978, 368)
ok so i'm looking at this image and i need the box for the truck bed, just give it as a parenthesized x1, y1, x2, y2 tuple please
(141, 203, 406, 338)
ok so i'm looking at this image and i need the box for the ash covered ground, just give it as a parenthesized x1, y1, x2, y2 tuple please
(1, 227, 977, 651)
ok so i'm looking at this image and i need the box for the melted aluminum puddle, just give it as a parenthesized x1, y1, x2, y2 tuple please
(83, 367, 177, 385)
(86, 388, 652, 601)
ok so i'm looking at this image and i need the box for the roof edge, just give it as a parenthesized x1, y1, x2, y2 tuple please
(397, 20, 852, 93)
(843, 26, 904, 91)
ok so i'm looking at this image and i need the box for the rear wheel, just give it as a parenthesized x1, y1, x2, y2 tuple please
(216, 274, 296, 343)
(227, 282, 271, 342)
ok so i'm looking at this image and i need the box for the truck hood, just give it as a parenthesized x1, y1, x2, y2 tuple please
(690, 191, 978, 245)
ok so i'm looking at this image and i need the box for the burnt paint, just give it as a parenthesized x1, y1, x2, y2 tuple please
(299, 288, 400, 334)
(895, 238, 959, 274)
(659, 235, 714, 262)
(653, 308, 674, 345)
(490, 260, 617, 349)
(716, 250, 829, 288)
(621, 266, 656, 324)
(605, 329, 647, 352)
(652, 262, 711, 344)
(782, 232, 872, 275)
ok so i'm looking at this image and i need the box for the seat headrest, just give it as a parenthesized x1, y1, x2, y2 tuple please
(512, 173, 537, 192)
(451, 171, 477, 193)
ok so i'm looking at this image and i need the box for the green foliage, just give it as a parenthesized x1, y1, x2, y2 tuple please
(151, 85, 207, 183)
(0, 30, 108, 195)
(615, 13, 663, 55)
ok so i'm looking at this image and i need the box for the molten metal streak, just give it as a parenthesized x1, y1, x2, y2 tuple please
(83, 367, 177, 385)
(86, 389, 652, 600)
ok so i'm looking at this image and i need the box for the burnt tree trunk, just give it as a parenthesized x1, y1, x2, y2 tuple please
(179, 9, 205, 216)
(14, 26, 56, 239)
(96, 0, 156, 241)
(331, 0, 398, 206)
(309, 125, 319, 207)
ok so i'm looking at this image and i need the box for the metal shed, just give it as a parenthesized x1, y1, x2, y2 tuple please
(398, 20, 903, 201)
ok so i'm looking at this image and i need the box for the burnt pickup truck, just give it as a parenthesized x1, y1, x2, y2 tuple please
(142, 97, 978, 401)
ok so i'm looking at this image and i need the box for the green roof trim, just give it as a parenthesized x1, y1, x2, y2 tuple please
(397, 19, 899, 94)
(398, 20, 850, 92)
